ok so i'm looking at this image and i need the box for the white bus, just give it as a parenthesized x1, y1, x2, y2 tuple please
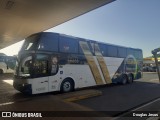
(13, 32, 143, 94)
(0, 55, 16, 74)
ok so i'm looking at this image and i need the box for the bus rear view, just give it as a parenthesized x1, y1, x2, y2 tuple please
(13, 32, 143, 94)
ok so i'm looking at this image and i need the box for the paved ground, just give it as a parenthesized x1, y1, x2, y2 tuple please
(0, 72, 160, 119)
(0, 74, 109, 120)
(75, 72, 160, 116)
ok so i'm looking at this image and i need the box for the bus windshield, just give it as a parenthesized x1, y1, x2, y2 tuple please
(21, 33, 41, 51)
(18, 54, 33, 77)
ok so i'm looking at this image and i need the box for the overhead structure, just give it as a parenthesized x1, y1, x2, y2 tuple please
(0, 0, 114, 49)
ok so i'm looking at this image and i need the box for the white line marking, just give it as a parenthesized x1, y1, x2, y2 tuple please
(113, 97, 160, 120)
(132, 97, 160, 111)
(149, 79, 159, 81)
(2, 79, 13, 85)
(0, 102, 14, 106)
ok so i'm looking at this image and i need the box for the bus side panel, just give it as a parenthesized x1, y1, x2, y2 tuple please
(110, 54, 143, 83)
(79, 41, 104, 85)
(93, 56, 106, 84)
(31, 77, 49, 94)
(103, 57, 124, 79)
(59, 64, 96, 89)
(48, 69, 63, 92)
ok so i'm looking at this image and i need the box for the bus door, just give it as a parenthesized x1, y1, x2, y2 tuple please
(32, 54, 49, 94)
(48, 54, 60, 92)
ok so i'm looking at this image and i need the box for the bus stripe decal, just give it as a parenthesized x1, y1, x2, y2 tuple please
(79, 41, 103, 85)
(94, 43, 112, 84)
(96, 56, 112, 84)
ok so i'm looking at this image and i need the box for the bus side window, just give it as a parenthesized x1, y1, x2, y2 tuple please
(99, 43, 107, 57)
(34, 54, 49, 77)
(0, 56, 5, 62)
(118, 47, 127, 58)
(38, 33, 59, 52)
(51, 55, 59, 75)
(107, 45, 118, 57)
(59, 36, 78, 53)
(127, 48, 135, 57)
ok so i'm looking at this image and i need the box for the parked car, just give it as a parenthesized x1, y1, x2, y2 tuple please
(151, 66, 157, 72)
(143, 66, 157, 72)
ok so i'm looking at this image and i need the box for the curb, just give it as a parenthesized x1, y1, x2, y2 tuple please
(57, 89, 102, 102)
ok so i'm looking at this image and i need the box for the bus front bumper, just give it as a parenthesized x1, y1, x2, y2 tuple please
(13, 82, 32, 94)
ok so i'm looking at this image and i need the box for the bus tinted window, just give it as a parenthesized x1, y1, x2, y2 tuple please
(95, 44, 100, 53)
(0, 56, 5, 62)
(78, 44, 84, 54)
(135, 50, 143, 60)
(38, 33, 59, 52)
(34, 54, 49, 76)
(99, 44, 107, 56)
(23, 33, 40, 51)
(127, 48, 135, 57)
(78, 40, 91, 55)
(59, 36, 78, 53)
(107, 45, 117, 57)
(78, 39, 85, 54)
(20, 55, 32, 77)
(89, 42, 95, 55)
(118, 47, 127, 58)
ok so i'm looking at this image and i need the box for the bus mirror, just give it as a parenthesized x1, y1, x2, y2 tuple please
(7, 65, 9, 69)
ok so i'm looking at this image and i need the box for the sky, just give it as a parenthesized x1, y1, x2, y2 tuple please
(0, 0, 160, 57)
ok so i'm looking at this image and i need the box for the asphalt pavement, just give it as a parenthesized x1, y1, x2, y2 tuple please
(0, 73, 160, 119)
(75, 72, 160, 116)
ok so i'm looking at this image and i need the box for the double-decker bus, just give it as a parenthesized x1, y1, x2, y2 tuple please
(0, 54, 16, 74)
(13, 32, 143, 94)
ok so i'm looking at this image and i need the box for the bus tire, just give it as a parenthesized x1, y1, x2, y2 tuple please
(60, 79, 74, 93)
(121, 74, 127, 85)
(0, 69, 3, 74)
(128, 74, 133, 83)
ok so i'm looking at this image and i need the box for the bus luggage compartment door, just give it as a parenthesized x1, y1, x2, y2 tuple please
(31, 77, 49, 94)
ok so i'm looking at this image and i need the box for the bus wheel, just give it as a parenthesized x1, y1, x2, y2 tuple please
(0, 69, 3, 74)
(121, 75, 127, 85)
(60, 79, 74, 93)
(128, 74, 133, 83)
